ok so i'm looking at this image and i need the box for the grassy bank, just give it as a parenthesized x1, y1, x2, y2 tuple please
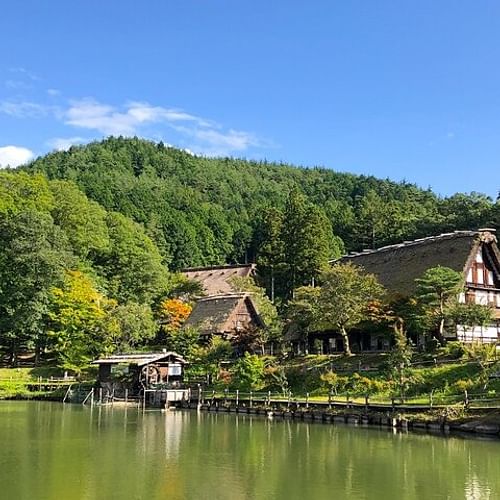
(0, 367, 72, 400)
(280, 352, 500, 403)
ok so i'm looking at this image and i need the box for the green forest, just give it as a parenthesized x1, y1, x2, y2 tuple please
(1, 137, 499, 376)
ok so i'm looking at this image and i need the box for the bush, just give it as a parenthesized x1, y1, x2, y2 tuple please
(320, 371, 349, 395)
(442, 342, 467, 360)
(464, 342, 497, 363)
(231, 353, 266, 391)
(452, 379, 475, 393)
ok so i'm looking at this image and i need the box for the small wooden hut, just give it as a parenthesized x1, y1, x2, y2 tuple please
(93, 352, 187, 396)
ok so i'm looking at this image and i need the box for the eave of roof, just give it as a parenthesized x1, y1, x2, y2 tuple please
(92, 352, 187, 366)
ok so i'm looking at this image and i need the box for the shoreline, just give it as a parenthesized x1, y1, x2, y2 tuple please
(2, 391, 500, 440)
(180, 400, 500, 440)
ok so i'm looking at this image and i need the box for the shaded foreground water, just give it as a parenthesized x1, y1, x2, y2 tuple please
(0, 402, 499, 500)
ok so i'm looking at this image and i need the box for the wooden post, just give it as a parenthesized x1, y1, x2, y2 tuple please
(198, 385, 202, 404)
(365, 394, 369, 411)
(90, 388, 94, 406)
(99, 388, 103, 404)
(464, 389, 469, 408)
(429, 391, 434, 409)
(125, 388, 128, 404)
(236, 389, 239, 407)
(328, 389, 332, 410)
(250, 391, 253, 408)
(306, 393, 309, 409)
(268, 390, 271, 407)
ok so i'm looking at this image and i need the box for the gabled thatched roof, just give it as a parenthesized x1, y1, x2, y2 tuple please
(182, 264, 256, 296)
(183, 293, 263, 336)
(334, 230, 499, 297)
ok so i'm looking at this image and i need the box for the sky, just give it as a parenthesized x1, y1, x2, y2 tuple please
(0, 0, 499, 198)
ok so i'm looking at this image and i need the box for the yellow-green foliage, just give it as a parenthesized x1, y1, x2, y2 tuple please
(0, 367, 64, 399)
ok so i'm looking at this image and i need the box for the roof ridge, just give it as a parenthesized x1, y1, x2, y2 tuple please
(182, 263, 256, 272)
(332, 230, 480, 262)
(197, 292, 249, 301)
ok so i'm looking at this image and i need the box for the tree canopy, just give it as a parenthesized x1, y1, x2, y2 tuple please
(25, 137, 499, 273)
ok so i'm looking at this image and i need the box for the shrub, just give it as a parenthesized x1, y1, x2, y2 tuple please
(443, 342, 467, 360)
(231, 353, 266, 391)
(452, 379, 475, 393)
(320, 370, 349, 395)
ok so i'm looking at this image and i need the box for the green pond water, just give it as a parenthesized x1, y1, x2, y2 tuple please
(0, 402, 499, 500)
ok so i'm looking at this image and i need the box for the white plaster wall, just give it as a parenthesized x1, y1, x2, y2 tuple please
(456, 324, 499, 343)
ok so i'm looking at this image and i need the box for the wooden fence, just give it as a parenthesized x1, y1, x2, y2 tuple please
(193, 389, 500, 412)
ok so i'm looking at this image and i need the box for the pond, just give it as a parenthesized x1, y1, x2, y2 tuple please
(0, 401, 499, 499)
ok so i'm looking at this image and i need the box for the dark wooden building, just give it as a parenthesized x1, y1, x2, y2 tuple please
(93, 352, 187, 396)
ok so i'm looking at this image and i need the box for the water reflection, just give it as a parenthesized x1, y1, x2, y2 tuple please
(0, 402, 499, 499)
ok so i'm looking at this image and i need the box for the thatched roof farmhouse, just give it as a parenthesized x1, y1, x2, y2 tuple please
(182, 264, 264, 340)
(291, 229, 500, 355)
(335, 229, 500, 343)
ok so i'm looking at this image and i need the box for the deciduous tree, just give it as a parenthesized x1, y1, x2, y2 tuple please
(0, 210, 71, 365)
(316, 263, 385, 355)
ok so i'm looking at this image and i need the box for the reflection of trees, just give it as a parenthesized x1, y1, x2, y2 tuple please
(1, 403, 500, 499)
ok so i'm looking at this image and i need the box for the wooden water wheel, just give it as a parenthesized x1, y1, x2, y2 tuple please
(140, 364, 161, 386)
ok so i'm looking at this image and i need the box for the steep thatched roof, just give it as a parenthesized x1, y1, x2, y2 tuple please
(184, 293, 263, 336)
(182, 264, 256, 296)
(334, 230, 498, 297)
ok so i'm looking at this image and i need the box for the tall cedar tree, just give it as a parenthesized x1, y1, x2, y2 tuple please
(281, 190, 333, 297)
(255, 208, 285, 300)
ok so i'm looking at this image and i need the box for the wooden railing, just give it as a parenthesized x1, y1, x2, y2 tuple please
(194, 389, 500, 411)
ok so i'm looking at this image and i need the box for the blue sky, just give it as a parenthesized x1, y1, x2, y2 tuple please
(0, 1, 499, 198)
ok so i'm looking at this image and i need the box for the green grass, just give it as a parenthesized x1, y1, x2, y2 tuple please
(0, 366, 81, 399)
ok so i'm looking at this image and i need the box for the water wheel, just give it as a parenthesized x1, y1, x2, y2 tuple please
(140, 364, 161, 386)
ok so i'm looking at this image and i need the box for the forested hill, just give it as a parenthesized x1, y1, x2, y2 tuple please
(26, 137, 500, 271)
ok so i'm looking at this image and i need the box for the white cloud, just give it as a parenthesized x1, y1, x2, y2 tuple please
(0, 100, 55, 118)
(47, 88, 61, 96)
(5, 80, 32, 90)
(0, 146, 35, 168)
(64, 98, 214, 136)
(194, 128, 259, 152)
(46, 137, 87, 151)
(9, 67, 40, 81)
(62, 98, 261, 156)
(0, 93, 266, 157)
